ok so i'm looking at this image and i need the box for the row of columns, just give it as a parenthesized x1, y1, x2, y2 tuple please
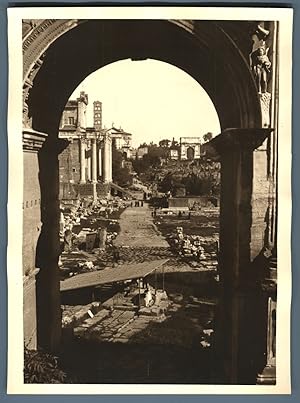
(79, 135, 112, 184)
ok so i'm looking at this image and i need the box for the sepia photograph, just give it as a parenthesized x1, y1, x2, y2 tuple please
(7, 6, 292, 394)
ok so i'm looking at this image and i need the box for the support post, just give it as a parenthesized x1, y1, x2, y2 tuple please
(210, 128, 272, 384)
(103, 133, 112, 183)
(23, 129, 48, 350)
(87, 141, 91, 181)
(98, 144, 102, 179)
(92, 138, 97, 183)
(35, 136, 69, 352)
(79, 137, 86, 184)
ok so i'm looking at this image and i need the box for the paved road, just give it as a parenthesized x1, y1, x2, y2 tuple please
(114, 204, 169, 248)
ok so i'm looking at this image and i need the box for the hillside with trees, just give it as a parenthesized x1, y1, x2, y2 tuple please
(130, 139, 220, 196)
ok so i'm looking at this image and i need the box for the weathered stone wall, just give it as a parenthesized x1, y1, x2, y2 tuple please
(168, 196, 219, 208)
(23, 274, 38, 349)
(23, 150, 42, 349)
(23, 152, 42, 275)
(74, 183, 110, 197)
(59, 139, 80, 184)
(61, 107, 78, 127)
(251, 148, 270, 259)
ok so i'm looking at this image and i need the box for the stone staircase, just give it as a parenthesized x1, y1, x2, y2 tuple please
(110, 182, 134, 198)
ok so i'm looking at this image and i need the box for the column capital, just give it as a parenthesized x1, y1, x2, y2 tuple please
(23, 128, 48, 152)
(209, 128, 273, 154)
(79, 134, 87, 142)
(103, 132, 112, 143)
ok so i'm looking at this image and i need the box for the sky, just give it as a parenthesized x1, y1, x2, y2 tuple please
(70, 59, 221, 148)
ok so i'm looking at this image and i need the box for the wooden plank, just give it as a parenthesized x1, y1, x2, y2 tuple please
(60, 259, 168, 292)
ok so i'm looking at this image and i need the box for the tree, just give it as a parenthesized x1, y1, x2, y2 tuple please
(203, 132, 213, 143)
(132, 157, 151, 176)
(159, 139, 171, 148)
(112, 145, 131, 186)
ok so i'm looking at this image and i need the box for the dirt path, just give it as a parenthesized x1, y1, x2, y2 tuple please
(114, 204, 169, 248)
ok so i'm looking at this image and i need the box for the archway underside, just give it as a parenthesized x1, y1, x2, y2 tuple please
(26, 19, 261, 135)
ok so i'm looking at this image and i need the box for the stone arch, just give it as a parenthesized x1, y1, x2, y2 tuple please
(24, 19, 262, 135)
(22, 19, 266, 354)
(186, 146, 195, 161)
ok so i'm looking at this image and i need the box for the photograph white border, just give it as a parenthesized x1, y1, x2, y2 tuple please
(7, 6, 293, 395)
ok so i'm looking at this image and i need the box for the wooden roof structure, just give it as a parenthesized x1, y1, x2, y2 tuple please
(60, 259, 168, 292)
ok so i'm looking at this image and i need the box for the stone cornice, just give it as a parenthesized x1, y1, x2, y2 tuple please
(23, 129, 48, 152)
(23, 268, 40, 286)
(209, 128, 273, 154)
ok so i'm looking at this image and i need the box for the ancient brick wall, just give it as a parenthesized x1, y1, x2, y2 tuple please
(59, 140, 80, 184)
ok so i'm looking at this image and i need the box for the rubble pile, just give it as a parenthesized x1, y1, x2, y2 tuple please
(190, 208, 219, 220)
(77, 260, 94, 271)
(58, 196, 132, 277)
(62, 302, 102, 328)
(60, 197, 128, 248)
(61, 197, 128, 232)
(167, 226, 218, 269)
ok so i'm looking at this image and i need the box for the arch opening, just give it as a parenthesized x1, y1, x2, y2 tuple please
(187, 147, 195, 160)
(27, 19, 261, 137)
(68, 58, 221, 146)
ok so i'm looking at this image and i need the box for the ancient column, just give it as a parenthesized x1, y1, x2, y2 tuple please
(103, 133, 112, 183)
(79, 138, 86, 184)
(109, 140, 113, 182)
(87, 141, 91, 181)
(92, 138, 97, 183)
(98, 144, 102, 178)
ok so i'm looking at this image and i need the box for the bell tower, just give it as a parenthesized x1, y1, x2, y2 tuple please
(93, 101, 102, 131)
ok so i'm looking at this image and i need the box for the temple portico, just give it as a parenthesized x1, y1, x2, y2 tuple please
(58, 94, 113, 189)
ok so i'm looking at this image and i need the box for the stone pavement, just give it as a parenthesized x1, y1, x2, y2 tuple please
(114, 204, 169, 248)
(73, 292, 215, 347)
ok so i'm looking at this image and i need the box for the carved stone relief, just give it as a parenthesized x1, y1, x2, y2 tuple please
(249, 24, 273, 128)
(22, 19, 81, 130)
